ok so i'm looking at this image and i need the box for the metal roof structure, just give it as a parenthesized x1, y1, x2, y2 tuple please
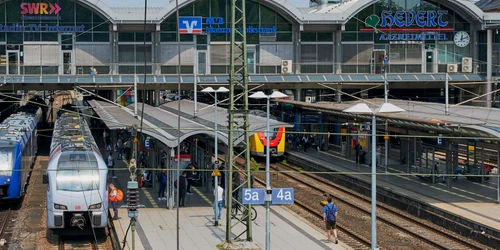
(80, 0, 496, 24)
(278, 98, 500, 139)
(1, 73, 485, 86)
(88, 99, 292, 148)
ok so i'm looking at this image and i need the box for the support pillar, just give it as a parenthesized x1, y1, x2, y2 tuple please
(336, 85, 342, 103)
(487, 29, 493, 108)
(296, 88, 302, 102)
(155, 90, 160, 106)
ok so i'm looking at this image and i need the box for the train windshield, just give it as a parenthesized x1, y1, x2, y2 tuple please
(0, 148, 13, 176)
(56, 161, 99, 192)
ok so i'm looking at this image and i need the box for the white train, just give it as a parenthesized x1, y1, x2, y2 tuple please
(44, 111, 108, 234)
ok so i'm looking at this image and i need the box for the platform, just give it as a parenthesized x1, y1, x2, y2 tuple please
(113, 199, 350, 250)
(287, 149, 500, 231)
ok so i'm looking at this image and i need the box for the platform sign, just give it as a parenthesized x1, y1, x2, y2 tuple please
(242, 188, 265, 205)
(271, 188, 294, 204)
(145, 139, 151, 149)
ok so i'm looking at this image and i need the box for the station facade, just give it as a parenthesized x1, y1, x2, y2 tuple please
(1, 0, 500, 103)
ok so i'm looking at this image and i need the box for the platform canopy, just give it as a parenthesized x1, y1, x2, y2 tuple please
(278, 98, 500, 139)
(88, 99, 292, 148)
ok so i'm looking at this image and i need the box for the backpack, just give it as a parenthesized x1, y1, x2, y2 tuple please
(326, 204, 336, 223)
(109, 189, 124, 202)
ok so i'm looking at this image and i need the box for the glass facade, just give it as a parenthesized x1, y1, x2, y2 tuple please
(0, 0, 485, 76)
(0, 0, 111, 75)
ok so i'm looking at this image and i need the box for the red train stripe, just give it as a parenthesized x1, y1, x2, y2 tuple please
(257, 127, 284, 147)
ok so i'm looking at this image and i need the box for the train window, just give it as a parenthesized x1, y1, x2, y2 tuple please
(56, 168, 99, 192)
(70, 154, 87, 161)
(0, 149, 14, 175)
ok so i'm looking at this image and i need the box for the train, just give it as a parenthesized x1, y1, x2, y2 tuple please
(0, 102, 43, 200)
(248, 110, 286, 158)
(45, 110, 108, 234)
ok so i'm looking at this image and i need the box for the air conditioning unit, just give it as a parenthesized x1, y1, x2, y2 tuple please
(462, 57, 472, 73)
(281, 60, 292, 74)
(447, 64, 458, 73)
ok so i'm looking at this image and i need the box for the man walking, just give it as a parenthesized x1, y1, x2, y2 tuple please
(213, 182, 224, 221)
(382, 55, 389, 73)
(323, 196, 339, 244)
(108, 183, 119, 220)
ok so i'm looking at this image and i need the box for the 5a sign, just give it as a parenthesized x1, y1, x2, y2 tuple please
(242, 188, 265, 205)
(20, 2, 61, 15)
(178, 16, 202, 34)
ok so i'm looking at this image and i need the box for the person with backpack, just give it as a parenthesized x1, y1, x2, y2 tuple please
(158, 170, 167, 200)
(108, 153, 116, 178)
(323, 196, 339, 244)
(108, 183, 123, 220)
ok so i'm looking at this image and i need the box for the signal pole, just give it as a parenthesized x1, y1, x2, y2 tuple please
(127, 125, 139, 250)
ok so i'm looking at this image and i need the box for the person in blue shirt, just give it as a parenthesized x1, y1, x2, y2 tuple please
(322, 196, 339, 244)
(382, 55, 389, 73)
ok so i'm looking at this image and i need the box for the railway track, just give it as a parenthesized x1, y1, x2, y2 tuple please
(272, 162, 490, 250)
(58, 236, 98, 250)
(249, 173, 371, 249)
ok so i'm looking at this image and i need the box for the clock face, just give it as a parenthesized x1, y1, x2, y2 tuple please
(454, 31, 470, 47)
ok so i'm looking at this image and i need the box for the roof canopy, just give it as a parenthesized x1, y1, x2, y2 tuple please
(89, 99, 292, 148)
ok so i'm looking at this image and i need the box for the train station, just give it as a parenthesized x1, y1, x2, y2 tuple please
(0, 0, 500, 249)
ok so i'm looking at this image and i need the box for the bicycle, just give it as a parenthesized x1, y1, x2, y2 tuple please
(231, 203, 257, 221)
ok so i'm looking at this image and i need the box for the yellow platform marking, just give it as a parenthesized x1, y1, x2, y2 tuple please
(192, 187, 212, 206)
(122, 159, 158, 208)
(318, 151, 494, 203)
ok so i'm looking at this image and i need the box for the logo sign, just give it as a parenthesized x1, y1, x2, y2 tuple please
(179, 16, 202, 34)
(271, 188, 294, 204)
(75, 205, 81, 210)
(242, 188, 265, 205)
(20, 2, 62, 20)
(361, 10, 452, 42)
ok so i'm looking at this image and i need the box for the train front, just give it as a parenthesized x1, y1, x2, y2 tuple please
(0, 143, 19, 199)
(46, 151, 108, 232)
(251, 127, 286, 157)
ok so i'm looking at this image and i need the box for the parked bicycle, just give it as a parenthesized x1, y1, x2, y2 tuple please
(231, 203, 257, 221)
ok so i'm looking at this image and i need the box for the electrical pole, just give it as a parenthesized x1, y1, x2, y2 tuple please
(226, 0, 253, 246)
(127, 158, 139, 250)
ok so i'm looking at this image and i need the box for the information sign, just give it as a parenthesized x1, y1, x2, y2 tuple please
(242, 188, 265, 205)
(271, 188, 294, 204)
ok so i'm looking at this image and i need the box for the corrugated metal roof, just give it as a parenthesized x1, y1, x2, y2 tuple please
(476, 0, 500, 11)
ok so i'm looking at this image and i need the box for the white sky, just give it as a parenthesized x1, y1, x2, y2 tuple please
(101, 0, 310, 8)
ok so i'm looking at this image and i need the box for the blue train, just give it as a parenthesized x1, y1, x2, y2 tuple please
(0, 100, 44, 200)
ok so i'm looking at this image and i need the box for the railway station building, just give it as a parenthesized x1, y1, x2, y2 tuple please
(1, 0, 500, 105)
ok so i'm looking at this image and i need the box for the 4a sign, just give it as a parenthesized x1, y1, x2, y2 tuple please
(20, 2, 61, 20)
(178, 16, 203, 34)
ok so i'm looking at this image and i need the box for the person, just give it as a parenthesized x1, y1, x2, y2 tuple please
(106, 143, 112, 154)
(376, 146, 381, 165)
(160, 150, 167, 168)
(103, 130, 108, 146)
(108, 184, 119, 220)
(116, 136, 123, 160)
(303, 135, 309, 152)
(107, 153, 116, 178)
(382, 55, 389, 73)
(124, 139, 131, 160)
(219, 162, 226, 188)
(434, 162, 445, 183)
(158, 170, 167, 200)
(213, 182, 224, 221)
(186, 164, 196, 195)
(287, 133, 293, 150)
(322, 196, 338, 244)
(354, 142, 362, 164)
(453, 160, 468, 180)
(176, 172, 187, 207)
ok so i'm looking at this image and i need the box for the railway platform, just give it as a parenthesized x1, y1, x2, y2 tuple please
(109, 158, 348, 250)
(286, 149, 500, 232)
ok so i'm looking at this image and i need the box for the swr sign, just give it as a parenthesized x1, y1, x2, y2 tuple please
(20, 2, 61, 15)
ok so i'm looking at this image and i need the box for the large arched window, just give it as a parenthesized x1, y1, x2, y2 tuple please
(341, 0, 472, 74)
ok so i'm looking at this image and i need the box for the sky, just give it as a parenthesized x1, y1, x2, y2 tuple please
(101, 0, 310, 8)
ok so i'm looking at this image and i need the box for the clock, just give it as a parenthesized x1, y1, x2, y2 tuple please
(454, 31, 470, 47)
